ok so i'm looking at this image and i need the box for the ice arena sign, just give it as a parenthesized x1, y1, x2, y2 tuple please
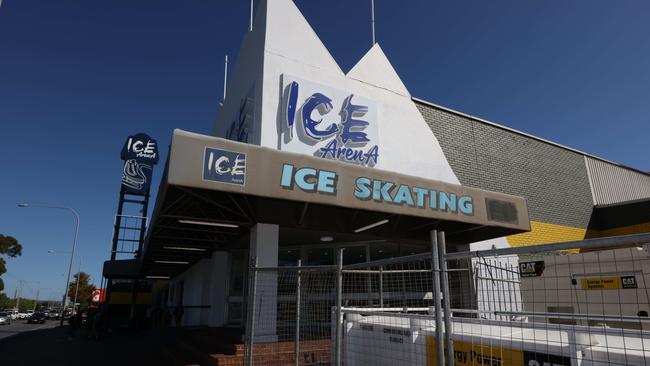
(281, 75, 379, 167)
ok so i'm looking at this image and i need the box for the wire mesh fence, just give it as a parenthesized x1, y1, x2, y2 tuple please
(340, 253, 436, 366)
(441, 233, 650, 366)
(342, 256, 434, 310)
(244, 232, 650, 365)
(245, 262, 337, 366)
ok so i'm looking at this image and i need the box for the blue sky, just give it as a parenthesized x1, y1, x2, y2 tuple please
(0, 0, 648, 301)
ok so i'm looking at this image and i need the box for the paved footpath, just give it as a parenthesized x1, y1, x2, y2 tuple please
(0, 323, 176, 366)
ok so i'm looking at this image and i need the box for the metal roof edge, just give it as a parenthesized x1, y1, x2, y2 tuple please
(594, 196, 650, 209)
(412, 97, 650, 177)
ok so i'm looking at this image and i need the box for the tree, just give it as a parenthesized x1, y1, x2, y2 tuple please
(68, 272, 96, 305)
(0, 292, 13, 309)
(0, 234, 23, 291)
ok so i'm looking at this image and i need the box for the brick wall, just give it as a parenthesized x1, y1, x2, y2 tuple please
(416, 101, 594, 230)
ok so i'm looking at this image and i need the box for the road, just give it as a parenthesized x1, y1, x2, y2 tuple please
(0, 321, 176, 365)
(0, 319, 58, 340)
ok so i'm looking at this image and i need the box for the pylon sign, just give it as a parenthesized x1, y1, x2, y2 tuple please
(120, 133, 159, 195)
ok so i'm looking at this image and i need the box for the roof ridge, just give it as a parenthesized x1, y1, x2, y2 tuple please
(412, 96, 650, 177)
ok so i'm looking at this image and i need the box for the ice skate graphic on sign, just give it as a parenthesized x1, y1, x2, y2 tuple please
(121, 159, 152, 191)
(120, 133, 159, 195)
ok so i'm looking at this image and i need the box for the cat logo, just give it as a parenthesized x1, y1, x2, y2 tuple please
(519, 261, 545, 277)
(621, 275, 638, 289)
(581, 275, 638, 290)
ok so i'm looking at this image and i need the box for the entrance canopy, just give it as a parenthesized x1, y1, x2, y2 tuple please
(138, 130, 530, 277)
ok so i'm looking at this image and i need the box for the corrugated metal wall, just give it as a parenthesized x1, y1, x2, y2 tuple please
(586, 156, 650, 206)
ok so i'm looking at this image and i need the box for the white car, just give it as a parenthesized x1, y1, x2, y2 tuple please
(7, 310, 19, 320)
(0, 312, 11, 325)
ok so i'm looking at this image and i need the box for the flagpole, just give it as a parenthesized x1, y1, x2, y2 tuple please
(371, 0, 376, 45)
(249, 0, 254, 32)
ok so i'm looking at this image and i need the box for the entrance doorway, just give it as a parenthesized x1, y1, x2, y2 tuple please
(226, 250, 247, 326)
(224, 239, 430, 327)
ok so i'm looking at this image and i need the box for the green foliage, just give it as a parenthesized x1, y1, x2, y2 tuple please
(0, 258, 5, 292)
(68, 272, 96, 305)
(0, 292, 12, 309)
(0, 293, 51, 312)
(0, 234, 23, 291)
(0, 235, 22, 257)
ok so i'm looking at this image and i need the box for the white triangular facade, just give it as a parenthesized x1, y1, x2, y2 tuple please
(211, 0, 511, 306)
(213, 0, 462, 185)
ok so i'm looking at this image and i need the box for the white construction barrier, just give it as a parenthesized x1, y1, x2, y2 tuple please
(343, 312, 650, 366)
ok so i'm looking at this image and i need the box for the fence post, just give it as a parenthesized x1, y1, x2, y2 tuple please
(244, 259, 251, 366)
(379, 266, 384, 308)
(246, 257, 259, 366)
(430, 229, 445, 366)
(295, 259, 301, 366)
(438, 231, 455, 366)
(336, 248, 344, 366)
(567, 329, 580, 366)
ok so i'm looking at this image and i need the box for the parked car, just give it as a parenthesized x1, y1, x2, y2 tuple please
(27, 312, 47, 324)
(17, 312, 29, 319)
(0, 312, 11, 325)
(47, 311, 61, 320)
(7, 309, 19, 320)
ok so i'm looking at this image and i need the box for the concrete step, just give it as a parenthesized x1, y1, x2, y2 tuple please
(181, 328, 240, 356)
(159, 342, 201, 366)
(161, 329, 219, 366)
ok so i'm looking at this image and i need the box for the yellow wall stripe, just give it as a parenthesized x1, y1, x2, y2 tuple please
(507, 221, 586, 247)
(109, 292, 152, 305)
(507, 221, 650, 247)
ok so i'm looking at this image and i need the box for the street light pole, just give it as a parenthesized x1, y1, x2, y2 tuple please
(48, 250, 82, 316)
(72, 256, 82, 315)
(15, 280, 23, 311)
(19, 203, 80, 327)
(33, 289, 39, 312)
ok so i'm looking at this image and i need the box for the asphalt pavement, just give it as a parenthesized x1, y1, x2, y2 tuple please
(0, 321, 180, 366)
(0, 319, 58, 340)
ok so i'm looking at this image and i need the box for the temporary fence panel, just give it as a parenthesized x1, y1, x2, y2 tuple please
(340, 254, 437, 366)
(245, 262, 337, 366)
(472, 255, 523, 320)
(518, 247, 650, 330)
(243, 232, 650, 365)
(445, 233, 650, 366)
(341, 310, 586, 366)
(245, 249, 443, 366)
(335, 230, 459, 366)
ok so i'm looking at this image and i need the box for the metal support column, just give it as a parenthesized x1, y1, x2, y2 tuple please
(335, 248, 344, 366)
(379, 266, 384, 308)
(295, 259, 301, 366)
(438, 231, 454, 366)
(105, 188, 125, 320)
(129, 192, 150, 322)
(430, 230, 445, 366)
(246, 257, 259, 366)
(110, 189, 126, 261)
